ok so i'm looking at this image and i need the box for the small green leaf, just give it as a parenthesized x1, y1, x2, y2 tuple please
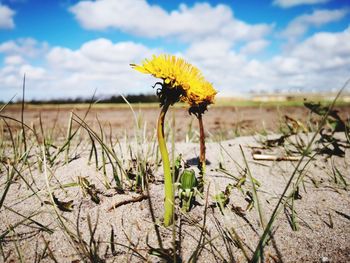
(180, 169, 197, 190)
(178, 169, 198, 212)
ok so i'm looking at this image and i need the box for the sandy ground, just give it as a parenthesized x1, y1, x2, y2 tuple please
(0, 130, 349, 262)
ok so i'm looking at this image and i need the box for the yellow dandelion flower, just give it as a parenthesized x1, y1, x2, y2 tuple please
(131, 54, 217, 108)
(130, 54, 217, 225)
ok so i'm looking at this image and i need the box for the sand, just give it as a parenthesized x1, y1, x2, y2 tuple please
(0, 132, 349, 262)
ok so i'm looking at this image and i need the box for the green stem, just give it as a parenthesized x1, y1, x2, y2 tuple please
(157, 102, 174, 226)
(198, 113, 206, 175)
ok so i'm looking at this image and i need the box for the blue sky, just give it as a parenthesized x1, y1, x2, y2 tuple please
(0, 0, 349, 100)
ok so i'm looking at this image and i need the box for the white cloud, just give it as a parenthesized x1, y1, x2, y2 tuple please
(70, 0, 272, 43)
(185, 45, 274, 95)
(277, 27, 350, 73)
(47, 38, 155, 74)
(4, 55, 24, 65)
(0, 38, 49, 57)
(240, 40, 270, 55)
(264, 27, 350, 92)
(0, 4, 15, 29)
(183, 26, 350, 95)
(185, 38, 233, 60)
(0, 63, 47, 99)
(27, 39, 157, 99)
(19, 64, 46, 79)
(273, 0, 330, 8)
(281, 9, 349, 40)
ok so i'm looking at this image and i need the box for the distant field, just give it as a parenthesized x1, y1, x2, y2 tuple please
(2, 101, 350, 141)
(2, 96, 350, 110)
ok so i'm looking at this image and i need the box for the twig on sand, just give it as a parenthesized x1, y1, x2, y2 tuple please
(108, 194, 149, 211)
(252, 154, 301, 161)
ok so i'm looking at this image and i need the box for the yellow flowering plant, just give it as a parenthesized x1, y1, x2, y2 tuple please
(131, 54, 217, 225)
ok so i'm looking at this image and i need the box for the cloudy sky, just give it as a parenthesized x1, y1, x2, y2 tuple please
(0, 0, 349, 100)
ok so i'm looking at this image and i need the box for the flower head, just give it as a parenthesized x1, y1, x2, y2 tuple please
(131, 54, 217, 110)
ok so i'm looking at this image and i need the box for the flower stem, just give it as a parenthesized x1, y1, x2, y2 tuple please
(198, 113, 206, 175)
(157, 102, 174, 226)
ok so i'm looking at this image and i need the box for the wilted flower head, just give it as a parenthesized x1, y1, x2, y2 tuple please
(131, 54, 217, 112)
